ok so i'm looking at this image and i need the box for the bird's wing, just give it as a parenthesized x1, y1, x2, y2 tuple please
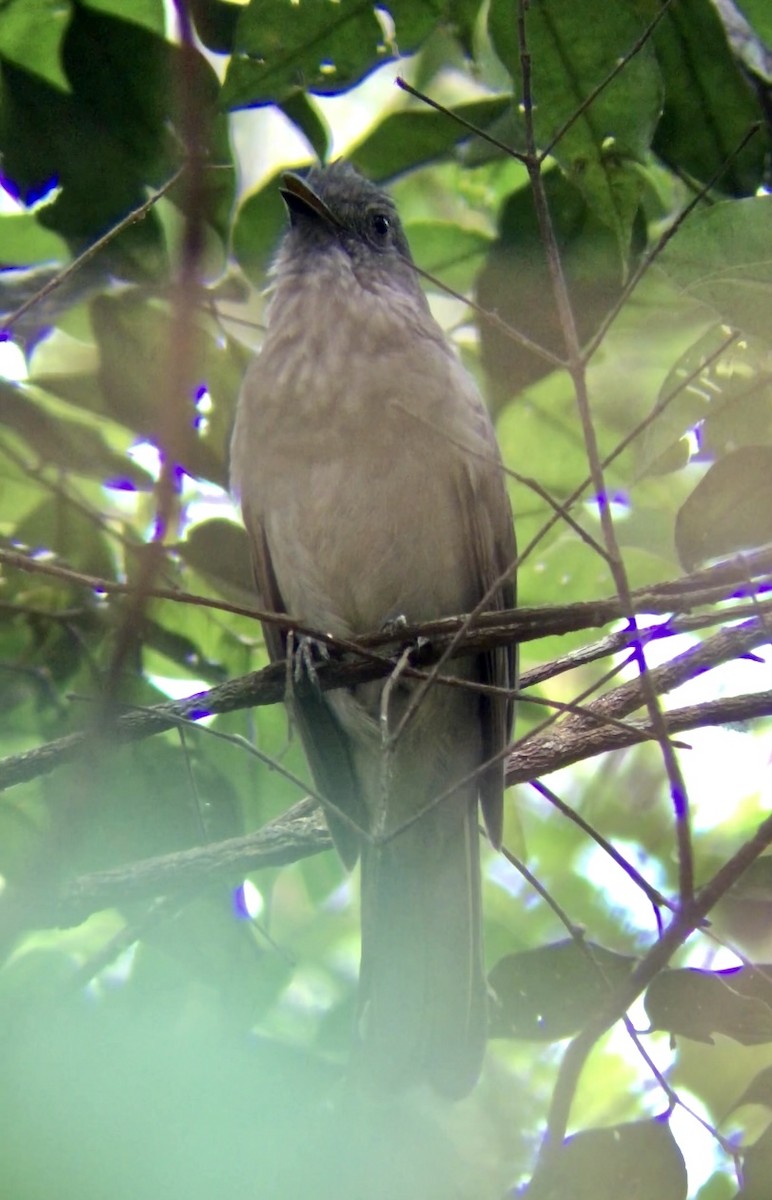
(244, 512, 367, 868)
(461, 449, 517, 849)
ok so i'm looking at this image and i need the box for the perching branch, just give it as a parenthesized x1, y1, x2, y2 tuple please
(17, 676, 772, 933)
(1, 552, 771, 796)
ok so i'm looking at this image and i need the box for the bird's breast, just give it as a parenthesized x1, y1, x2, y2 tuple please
(233, 269, 494, 636)
(261, 429, 477, 637)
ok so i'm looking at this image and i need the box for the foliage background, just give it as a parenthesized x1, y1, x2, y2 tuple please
(0, 0, 772, 1197)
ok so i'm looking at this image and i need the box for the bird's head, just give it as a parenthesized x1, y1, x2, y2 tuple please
(277, 162, 419, 294)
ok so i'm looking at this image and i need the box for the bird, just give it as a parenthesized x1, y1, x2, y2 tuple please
(230, 161, 516, 1099)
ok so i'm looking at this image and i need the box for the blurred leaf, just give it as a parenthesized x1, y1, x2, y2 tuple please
(636, 325, 772, 476)
(0, 215, 68, 266)
(675, 446, 772, 569)
(448, 0, 483, 56)
(385, 0, 444, 46)
(14, 495, 116, 580)
(142, 614, 228, 683)
(729, 856, 772, 902)
(638, 326, 772, 476)
(54, 737, 242, 873)
(702, 374, 772, 459)
(232, 167, 298, 283)
(188, 0, 240, 53)
(526, 1116, 687, 1200)
(0, 0, 71, 91)
(280, 92, 331, 162)
(88, 291, 240, 486)
(489, 0, 661, 249)
(645, 963, 772, 1044)
(407, 220, 490, 292)
(0, 4, 228, 276)
(132, 894, 269, 1027)
(223, 0, 443, 109)
(737, 0, 772, 45)
(177, 519, 257, 607)
(351, 96, 511, 180)
(695, 1173, 736, 1200)
(658, 198, 772, 344)
(738, 1125, 772, 1200)
(638, 0, 769, 197)
(732, 1064, 772, 1112)
(81, 0, 165, 34)
(477, 169, 643, 399)
(0, 379, 152, 486)
(489, 939, 635, 1040)
(0, 794, 46, 882)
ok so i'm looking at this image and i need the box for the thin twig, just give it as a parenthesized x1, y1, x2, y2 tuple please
(1, 168, 185, 334)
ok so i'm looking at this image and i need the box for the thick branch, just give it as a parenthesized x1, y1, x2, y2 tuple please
(56, 798, 330, 928)
(28, 685, 772, 932)
(1, 565, 770, 794)
(508, 687, 772, 787)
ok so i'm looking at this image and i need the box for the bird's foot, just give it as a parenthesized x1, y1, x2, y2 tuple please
(380, 615, 431, 659)
(380, 613, 408, 637)
(289, 633, 331, 690)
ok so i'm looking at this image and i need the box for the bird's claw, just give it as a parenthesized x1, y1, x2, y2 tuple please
(380, 613, 408, 638)
(292, 634, 331, 689)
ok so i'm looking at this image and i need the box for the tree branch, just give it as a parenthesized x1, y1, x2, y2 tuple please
(1, 555, 771, 795)
(20, 684, 772, 934)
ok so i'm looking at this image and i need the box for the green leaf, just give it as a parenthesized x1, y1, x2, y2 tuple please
(279, 92, 331, 162)
(477, 169, 642, 399)
(489, 0, 662, 250)
(0, 0, 72, 92)
(638, 0, 768, 197)
(188, 0, 241, 53)
(0, 5, 228, 276)
(645, 963, 772, 1044)
(675, 445, 772, 570)
(639, 324, 729, 476)
(701, 359, 772, 462)
(0, 213, 68, 265)
(637, 325, 772, 477)
(446, 0, 483, 56)
(526, 1117, 687, 1200)
(222, 0, 390, 109)
(222, 0, 443, 109)
(177, 519, 257, 607)
(406, 220, 489, 292)
(740, 1126, 772, 1200)
(658, 198, 772, 343)
(14, 494, 116, 580)
(489, 940, 635, 1040)
(232, 168, 297, 282)
(733, 1064, 772, 1112)
(0, 379, 153, 486)
(736, 0, 772, 45)
(86, 291, 245, 487)
(384, 0, 444, 48)
(81, 0, 166, 34)
(351, 96, 511, 179)
(142, 615, 228, 684)
(0, 30, 170, 271)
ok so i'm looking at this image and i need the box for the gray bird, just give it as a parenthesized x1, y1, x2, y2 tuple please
(231, 162, 516, 1098)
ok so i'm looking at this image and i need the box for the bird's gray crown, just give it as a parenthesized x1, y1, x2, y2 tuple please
(279, 161, 416, 278)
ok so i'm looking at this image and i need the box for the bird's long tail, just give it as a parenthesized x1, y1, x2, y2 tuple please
(355, 790, 487, 1098)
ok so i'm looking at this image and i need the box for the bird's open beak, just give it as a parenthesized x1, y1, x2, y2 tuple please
(280, 172, 338, 227)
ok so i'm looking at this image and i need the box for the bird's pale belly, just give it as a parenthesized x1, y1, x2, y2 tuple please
(263, 448, 474, 638)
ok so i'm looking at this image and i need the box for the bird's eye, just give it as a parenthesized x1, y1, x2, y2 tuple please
(369, 212, 391, 242)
